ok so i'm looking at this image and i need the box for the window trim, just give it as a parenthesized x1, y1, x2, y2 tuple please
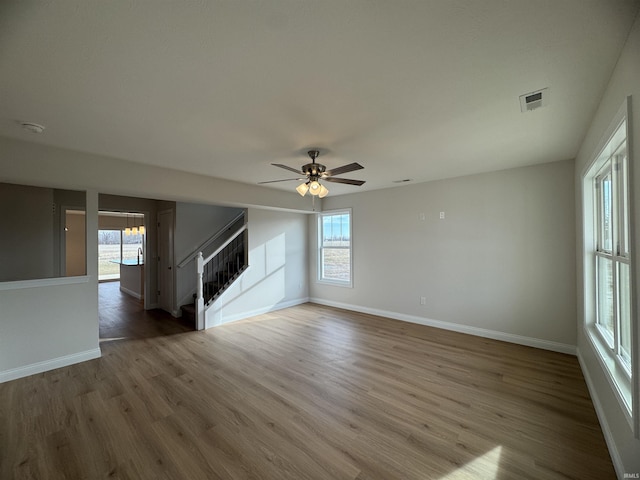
(581, 96, 636, 434)
(317, 208, 353, 287)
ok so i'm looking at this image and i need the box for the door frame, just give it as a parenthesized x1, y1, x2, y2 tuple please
(157, 208, 175, 315)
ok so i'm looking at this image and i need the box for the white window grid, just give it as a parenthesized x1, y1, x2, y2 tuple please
(594, 144, 631, 376)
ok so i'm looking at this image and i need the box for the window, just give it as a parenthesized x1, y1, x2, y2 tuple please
(594, 148, 631, 368)
(318, 209, 352, 286)
(583, 99, 634, 421)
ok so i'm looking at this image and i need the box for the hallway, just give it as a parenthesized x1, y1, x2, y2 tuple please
(99, 281, 192, 342)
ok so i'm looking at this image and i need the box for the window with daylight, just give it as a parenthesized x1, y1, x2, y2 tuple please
(318, 209, 352, 286)
(582, 99, 634, 421)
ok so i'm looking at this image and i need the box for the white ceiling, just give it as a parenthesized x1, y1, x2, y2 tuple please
(1, 1, 638, 196)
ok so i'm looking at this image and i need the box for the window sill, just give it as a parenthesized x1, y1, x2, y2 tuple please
(0, 275, 90, 291)
(585, 325, 633, 429)
(317, 278, 353, 288)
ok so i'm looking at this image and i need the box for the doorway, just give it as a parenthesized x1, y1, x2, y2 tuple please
(98, 212, 145, 294)
(97, 199, 192, 343)
(98, 210, 147, 342)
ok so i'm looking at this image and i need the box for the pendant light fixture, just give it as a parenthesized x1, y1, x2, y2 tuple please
(124, 213, 131, 236)
(124, 212, 145, 236)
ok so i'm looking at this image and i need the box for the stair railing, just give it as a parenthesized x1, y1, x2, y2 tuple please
(195, 223, 248, 330)
(177, 211, 245, 268)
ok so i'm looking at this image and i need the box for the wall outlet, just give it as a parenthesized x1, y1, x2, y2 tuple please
(439, 212, 445, 219)
(419, 212, 426, 221)
(420, 296, 426, 305)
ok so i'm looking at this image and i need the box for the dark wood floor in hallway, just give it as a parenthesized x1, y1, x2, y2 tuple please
(99, 281, 192, 342)
(1, 303, 614, 479)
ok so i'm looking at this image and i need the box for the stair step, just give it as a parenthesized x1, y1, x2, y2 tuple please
(180, 303, 196, 329)
(181, 304, 196, 314)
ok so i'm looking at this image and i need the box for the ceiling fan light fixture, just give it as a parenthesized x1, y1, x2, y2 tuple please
(265, 149, 364, 200)
(308, 180, 321, 195)
(296, 182, 309, 196)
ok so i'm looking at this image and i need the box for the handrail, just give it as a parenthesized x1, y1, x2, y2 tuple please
(177, 211, 245, 268)
(202, 224, 247, 265)
(196, 222, 248, 329)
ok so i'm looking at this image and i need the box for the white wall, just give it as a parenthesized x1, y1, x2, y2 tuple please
(206, 208, 309, 327)
(0, 136, 314, 213)
(574, 12, 640, 476)
(311, 159, 577, 352)
(0, 190, 100, 383)
(174, 202, 243, 309)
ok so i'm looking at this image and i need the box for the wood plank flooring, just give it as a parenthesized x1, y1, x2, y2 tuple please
(99, 281, 192, 341)
(1, 303, 614, 479)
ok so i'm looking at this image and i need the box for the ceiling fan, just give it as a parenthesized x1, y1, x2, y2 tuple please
(259, 150, 365, 198)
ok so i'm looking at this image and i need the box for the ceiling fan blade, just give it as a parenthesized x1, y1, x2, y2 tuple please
(323, 177, 366, 186)
(272, 163, 303, 175)
(325, 162, 364, 177)
(258, 178, 304, 184)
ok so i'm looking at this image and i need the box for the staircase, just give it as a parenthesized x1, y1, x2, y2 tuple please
(201, 241, 247, 305)
(179, 215, 248, 330)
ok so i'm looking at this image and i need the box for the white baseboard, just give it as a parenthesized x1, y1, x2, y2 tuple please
(577, 349, 624, 479)
(206, 297, 310, 328)
(119, 285, 143, 300)
(309, 298, 576, 355)
(0, 348, 102, 384)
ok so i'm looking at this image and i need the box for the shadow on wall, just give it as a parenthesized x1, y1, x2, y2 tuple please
(206, 232, 287, 327)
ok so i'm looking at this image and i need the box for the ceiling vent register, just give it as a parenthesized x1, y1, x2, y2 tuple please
(519, 88, 549, 112)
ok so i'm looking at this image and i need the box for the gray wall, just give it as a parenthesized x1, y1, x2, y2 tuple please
(311, 159, 577, 350)
(0, 183, 55, 281)
(0, 183, 87, 281)
(574, 12, 640, 476)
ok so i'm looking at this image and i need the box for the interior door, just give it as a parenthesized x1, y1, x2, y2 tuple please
(157, 209, 174, 314)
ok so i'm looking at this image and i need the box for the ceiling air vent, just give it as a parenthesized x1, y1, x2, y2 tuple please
(519, 88, 549, 112)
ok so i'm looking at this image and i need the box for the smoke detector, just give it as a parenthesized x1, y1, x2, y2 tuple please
(519, 88, 549, 112)
(20, 122, 45, 134)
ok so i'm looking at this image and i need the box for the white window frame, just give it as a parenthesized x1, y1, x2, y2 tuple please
(581, 97, 636, 432)
(593, 150, 631, 366)
(317, 208, 353, 287)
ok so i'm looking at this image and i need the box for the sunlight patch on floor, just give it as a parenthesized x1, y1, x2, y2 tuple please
(439, 446, 503, 480)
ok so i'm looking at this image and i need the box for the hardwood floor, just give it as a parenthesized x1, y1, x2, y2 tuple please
(99, 281, 192, 341)
(1, 303, 614, 479)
